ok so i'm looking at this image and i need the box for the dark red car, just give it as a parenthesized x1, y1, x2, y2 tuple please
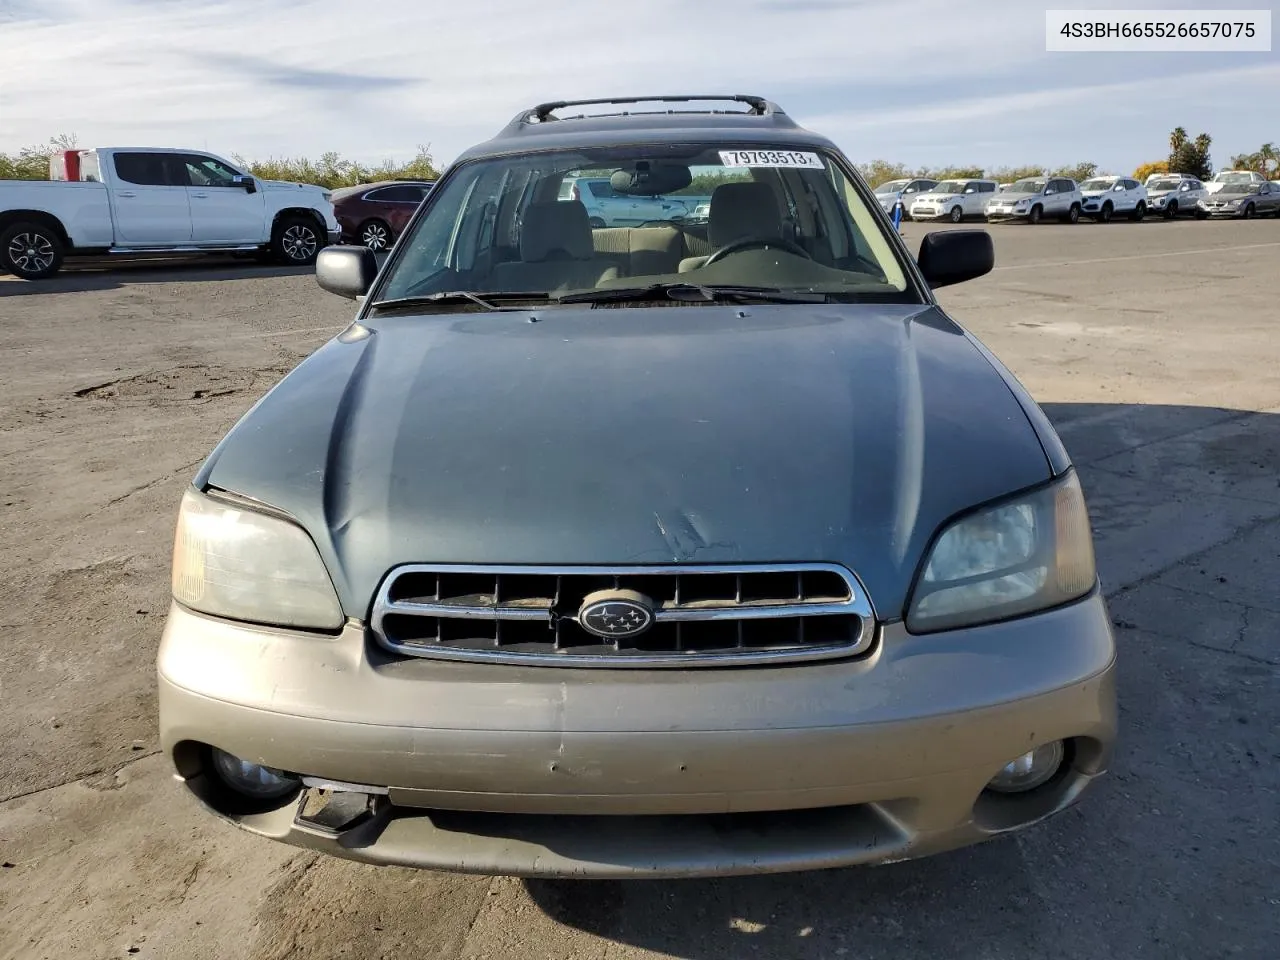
(331, 179, 435, 251)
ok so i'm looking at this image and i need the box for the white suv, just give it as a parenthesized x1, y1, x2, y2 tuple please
(907, 178, 999, 222)
(1079, 176, 1148, 223)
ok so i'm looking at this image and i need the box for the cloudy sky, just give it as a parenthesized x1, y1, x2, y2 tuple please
(1, 0, 1275, 174)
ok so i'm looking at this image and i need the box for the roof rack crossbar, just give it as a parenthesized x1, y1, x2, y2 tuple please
(527, 95, 777, 123)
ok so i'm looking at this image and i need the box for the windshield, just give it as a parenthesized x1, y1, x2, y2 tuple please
(1009, 178, 1047, 194)
(374, 143, 913, 304)
(1079, 179, 1116, 191)
(874, 179, 910, 194)
(1148, 179, 1181, 192)
(931, 180, 966, 194)
(1216, 172, 1253, 184)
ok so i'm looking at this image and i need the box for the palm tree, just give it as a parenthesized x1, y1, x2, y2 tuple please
(1169, 127, 1188, 155)
(1259, 142, 1278, 176)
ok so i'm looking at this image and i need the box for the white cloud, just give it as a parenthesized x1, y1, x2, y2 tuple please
(0, 0, 1274, 174)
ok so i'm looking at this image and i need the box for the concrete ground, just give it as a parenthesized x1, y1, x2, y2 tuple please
(1, 218, 1277, 960)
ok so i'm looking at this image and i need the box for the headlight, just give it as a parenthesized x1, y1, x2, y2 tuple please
(171, 488, 344, 630)
(906, 471, 1096, 633)
(1014, 201, 1029, 209)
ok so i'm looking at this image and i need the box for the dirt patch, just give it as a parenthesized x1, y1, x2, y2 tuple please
(72, 363, 292, 405)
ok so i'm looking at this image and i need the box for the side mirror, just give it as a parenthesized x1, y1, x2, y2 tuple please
(916, 230, 994, 289)
(316, 245, 378, 299)
(232, 175, 257, 194)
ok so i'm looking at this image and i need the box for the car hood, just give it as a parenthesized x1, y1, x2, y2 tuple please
(196, 304, 1054, 621)
(263, 179, 328, 196)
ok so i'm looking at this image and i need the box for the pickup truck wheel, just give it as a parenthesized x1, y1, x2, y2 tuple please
(1, 221, 65, 280)
(358, 219, 392, 251)
(272, 216, 321, 265)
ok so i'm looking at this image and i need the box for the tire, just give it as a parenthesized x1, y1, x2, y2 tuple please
(1065, 203, 1081, 224)
(1242, 203, 1255, 220)
(0, 220, 65, 279)
(1029, 204, 1043, 225)
(949, 205, 963, 224)
(357, 219, 392, 252)
(1164, 201, 1178, 220)
(271, 215, 322, 265)
(588, 217, 606, 229)
(1099, 202, 1113, 224)
(1130, 201, 1147, 221)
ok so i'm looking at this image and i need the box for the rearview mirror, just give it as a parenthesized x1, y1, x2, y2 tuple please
(916, 230, 994, 289)
(316, 245, 378, 299)
(232, 175, 257, 194)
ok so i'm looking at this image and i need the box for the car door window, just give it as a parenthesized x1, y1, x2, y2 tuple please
(369, 186, 418, 203)
(182, 155, 241, 188)
(114, 152, 181, 186)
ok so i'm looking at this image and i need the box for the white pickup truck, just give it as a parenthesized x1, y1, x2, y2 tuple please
(0, 147, 340, 279)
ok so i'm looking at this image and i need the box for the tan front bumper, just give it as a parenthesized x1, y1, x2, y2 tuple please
(157, 592, 1117, 877)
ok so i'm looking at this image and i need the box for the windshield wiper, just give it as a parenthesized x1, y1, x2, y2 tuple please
(368, 291, 549, 312)
(558, 282, 828, 306)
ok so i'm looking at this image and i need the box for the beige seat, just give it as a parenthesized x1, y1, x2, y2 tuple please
(678, 182, 785, 272)
(489, 201, 617, 293)
(591, 225, 684, 277)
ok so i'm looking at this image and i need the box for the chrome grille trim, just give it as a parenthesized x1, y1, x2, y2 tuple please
(370, 562, 877, 668)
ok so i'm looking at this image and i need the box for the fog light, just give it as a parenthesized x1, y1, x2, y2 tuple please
(210, 747, 298, 800)
(986, 741, 1065, 794)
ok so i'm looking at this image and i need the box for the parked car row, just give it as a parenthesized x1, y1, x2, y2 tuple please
(874, 170, 1280, 226)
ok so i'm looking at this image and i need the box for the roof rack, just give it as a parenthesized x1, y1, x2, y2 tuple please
(519, 95, 782, 124)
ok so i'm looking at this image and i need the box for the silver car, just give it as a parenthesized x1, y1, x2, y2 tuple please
(1196, 180, 1280, 219)
(1144, 176, 1207, 219)
(984, 176, 1083, 224)
(873, 177, 937, 220)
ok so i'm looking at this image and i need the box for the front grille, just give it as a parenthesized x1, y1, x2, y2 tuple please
(370, 563, 876, 668)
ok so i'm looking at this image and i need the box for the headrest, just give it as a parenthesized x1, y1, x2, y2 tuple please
(521, 201, 594, 262)
(708, 182, 784, 247)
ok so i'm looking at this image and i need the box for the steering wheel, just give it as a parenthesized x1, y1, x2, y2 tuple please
(702, 236, 813, 267)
